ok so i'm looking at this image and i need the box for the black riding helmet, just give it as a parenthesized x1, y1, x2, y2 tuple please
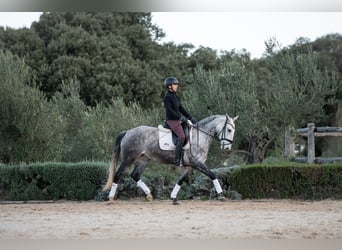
(163, 77, 179, 88)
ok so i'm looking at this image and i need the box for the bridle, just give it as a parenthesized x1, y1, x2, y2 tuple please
(216, 120, 235, 151)
(217, 121, 235, 146)
(185, 116, 236, 158)
(191, 117, 235, 147)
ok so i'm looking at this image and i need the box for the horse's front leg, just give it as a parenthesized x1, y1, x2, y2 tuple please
(170, 166, 192, 205)
(192, 161, 225, 201)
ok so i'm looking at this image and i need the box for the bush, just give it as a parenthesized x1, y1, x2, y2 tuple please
(0, 50, 64, 163)
(1, 162, 341, 201)
(0, 162, 108, 201)
(0, 161, 180, 201)
(74, 98, 162, 162)
(229, 162, 342, 199)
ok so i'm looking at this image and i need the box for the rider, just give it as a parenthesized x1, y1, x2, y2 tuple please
(163, 76, 197, 166)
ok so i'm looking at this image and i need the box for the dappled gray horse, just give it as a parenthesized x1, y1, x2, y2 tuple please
(103, 114, 238, 205)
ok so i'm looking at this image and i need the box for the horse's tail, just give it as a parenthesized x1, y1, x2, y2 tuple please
(103, 131, 127, 191)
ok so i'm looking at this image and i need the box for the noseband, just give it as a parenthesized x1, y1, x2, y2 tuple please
(217, 121, 235, 145)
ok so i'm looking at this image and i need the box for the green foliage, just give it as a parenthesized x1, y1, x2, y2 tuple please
(0, 161, 181, 201)
(0, 13, 341, 165)
(229, 163, 342, 199)
(0, 50, 63, 163)
(49, 79, 88, 161)
(49, 79, 163, 162)
(185, 59, 258, 146)
(1, 162, 341, 201)
(189, 46, 218, 71)
(187, 42, 340, 163)
(293, 33, 342, 93)
(0, 12, 174, 108)
(0, 162, 108, 200)
(76, 98, 162, 161)
(246, 44, 339, 162)
(262, 45, 338, 128)
(0, 55, 163, 164)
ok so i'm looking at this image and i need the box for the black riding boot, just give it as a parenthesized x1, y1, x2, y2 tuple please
(174, 138, 183, 167)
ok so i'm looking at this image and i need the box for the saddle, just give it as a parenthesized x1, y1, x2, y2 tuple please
(158, 121, 190, 150)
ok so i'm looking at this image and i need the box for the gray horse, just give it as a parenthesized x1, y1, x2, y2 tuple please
(103, 114, 238, 205)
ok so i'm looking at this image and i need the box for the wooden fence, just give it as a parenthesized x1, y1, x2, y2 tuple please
(295, 123, 342, 163)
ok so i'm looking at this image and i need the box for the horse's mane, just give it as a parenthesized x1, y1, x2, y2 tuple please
(198, 115, 223, 126)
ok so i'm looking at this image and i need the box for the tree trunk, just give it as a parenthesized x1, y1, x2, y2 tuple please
(247, 135, 263, 164)
(322, 99, 342, 157)
(284, 126, 296, 158)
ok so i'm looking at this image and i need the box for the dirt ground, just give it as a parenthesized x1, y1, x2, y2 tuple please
(0, 199, 341, 239)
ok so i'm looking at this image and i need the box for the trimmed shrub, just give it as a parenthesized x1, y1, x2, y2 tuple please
(1, 162, 341, 201)
(0, 162, 108, 201)
(0, 161, 180, 201)
(229, 163, 342, 199)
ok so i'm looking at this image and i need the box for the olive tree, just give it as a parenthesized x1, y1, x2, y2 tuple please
(184, 59, 259, 165)
(0, 50, 63, 163)
(248, 42, 338, 163)
(184, 43, 338, 164)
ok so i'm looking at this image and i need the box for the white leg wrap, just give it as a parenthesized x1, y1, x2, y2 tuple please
(137, 180, 151, 195)
(108, 183, 118, 198)
(170, 184, 181, 199)
(213, 179, 223, 194)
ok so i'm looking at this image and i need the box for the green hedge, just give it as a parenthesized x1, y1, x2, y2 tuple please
(228, 163, 342, 199)
(0, 162, 341, 201)
(0, 162, 108, 201)
(0, 162, 179, 201)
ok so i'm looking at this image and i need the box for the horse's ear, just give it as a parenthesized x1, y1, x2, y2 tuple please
(233, 116, 239, 122)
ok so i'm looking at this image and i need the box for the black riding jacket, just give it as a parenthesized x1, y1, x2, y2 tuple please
(163, 90, 192, 121)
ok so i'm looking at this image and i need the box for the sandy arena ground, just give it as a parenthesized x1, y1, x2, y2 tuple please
(0, 199, 341, 239)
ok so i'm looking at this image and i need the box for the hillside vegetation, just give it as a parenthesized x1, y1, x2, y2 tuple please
(0, 13, 341, 164)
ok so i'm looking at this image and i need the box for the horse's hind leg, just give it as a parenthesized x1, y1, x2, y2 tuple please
(108, 160, 132, 201)
(170, 167, 192, 205)
(130, 157, 153, 201)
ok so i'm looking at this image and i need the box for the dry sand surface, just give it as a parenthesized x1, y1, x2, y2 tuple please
(0, 199, 341, 239)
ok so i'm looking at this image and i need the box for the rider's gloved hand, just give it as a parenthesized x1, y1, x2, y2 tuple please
(180, 117, 188, 123)
(190, 117, 198, 124)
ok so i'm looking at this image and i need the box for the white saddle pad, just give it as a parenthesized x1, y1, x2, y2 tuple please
(158, 125, 190, 150)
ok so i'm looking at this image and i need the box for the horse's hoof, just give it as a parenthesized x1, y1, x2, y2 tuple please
(146, 194, 153, 202)
(172, 198, 180, 205)
(217, 193, 226, 202)
(106, 198, 115, 205)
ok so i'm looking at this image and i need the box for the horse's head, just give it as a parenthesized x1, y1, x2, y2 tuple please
(217, 114, 238, 152)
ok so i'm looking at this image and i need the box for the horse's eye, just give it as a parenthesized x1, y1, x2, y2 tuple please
(228, 129, 232, 133)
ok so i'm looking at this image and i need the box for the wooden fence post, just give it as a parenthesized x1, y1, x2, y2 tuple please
(307, 123, 315, 163)
(295, 123, 342, 163)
